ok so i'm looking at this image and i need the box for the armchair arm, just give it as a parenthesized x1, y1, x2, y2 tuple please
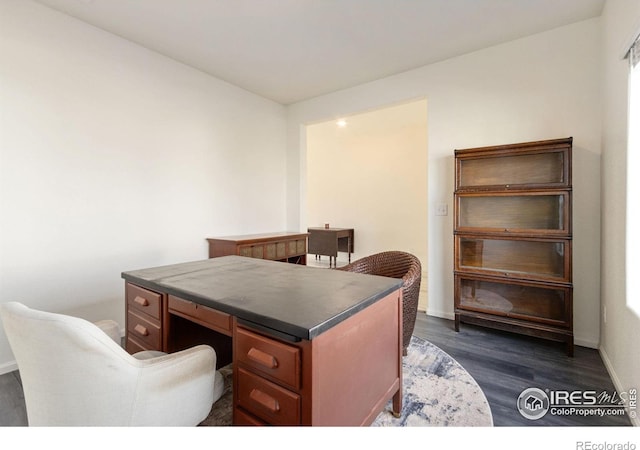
(94, 319, 122, 346)
(129, 344, 218, 426)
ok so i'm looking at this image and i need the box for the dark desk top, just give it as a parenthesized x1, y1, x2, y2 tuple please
(122, 256, 402, 341)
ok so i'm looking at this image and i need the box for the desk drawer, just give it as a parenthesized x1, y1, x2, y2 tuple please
(234, 408, 266, 426)
(168, 295, 232, 336)
(127, 310, 161, 350)
(236, 327, 301, 389)
(126, 336, 146, 354)
(126, 283, 162, 320)
(237, 368, 300, 425)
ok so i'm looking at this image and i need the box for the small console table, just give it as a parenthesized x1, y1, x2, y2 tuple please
(307, 227, 354, 268)
(207, 232, 308, 265)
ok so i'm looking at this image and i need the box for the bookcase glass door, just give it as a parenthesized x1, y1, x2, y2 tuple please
(457, 150, 569, 190)
(457, 192, 569, 235)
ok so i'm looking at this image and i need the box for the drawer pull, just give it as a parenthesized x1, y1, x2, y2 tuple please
(247, 347, 278, 369)
(133, 296, 149, 307)
(134, 324, 149, 336)
(249, 388, 280, 413)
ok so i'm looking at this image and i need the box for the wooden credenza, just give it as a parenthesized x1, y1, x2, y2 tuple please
(207, 232, 308, 265)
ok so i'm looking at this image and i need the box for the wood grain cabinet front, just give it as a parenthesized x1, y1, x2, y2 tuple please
(126, 309, 162, 350)
(236, 368, 301, 425)
(125, 282, 164, 353)
(234, 325, 303, 425)
(235, 326, 301, 390)
(168, 295, 232, 336)
(456, 145, 570, 190)
(233, 407, 267, 425)
(455, 191, 571, 236)
(455, 235, 571, 283)
(455, 274, 572, 327)
(126, 283, 162, 320)
(207, 232, 308, 265)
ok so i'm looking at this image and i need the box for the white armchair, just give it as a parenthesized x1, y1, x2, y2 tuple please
(0, 302, 224, 426)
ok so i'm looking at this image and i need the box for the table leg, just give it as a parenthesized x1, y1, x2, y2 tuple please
(392, 390, 402, 417)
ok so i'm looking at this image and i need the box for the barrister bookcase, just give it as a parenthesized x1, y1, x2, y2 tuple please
(453, 137, 574, 355)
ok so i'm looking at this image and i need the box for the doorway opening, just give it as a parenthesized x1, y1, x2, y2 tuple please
(304, 99, 428, 310)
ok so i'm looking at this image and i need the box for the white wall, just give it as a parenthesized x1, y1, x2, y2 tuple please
(0, 0, 287, 371)
(600, 0, 640, 426)
(287, 19, 602, 348)
(306, 100, 428, 309)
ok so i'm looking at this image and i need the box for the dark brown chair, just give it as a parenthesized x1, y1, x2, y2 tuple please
(337, 251, 422, 356)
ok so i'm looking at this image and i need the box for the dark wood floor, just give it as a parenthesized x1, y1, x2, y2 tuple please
(412, 314, 632, 426)
(0, 370, 27, 426)
(0, 313, 631, 426)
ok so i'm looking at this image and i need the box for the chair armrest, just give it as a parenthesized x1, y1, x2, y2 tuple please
(129, 344, 218, 426)
(94, 320, 121, 346)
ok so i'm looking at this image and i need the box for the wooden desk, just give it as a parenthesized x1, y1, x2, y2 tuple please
(122, 256, 402, 426)
(207, 232, 308, 265)
(307, 227, 354, 268)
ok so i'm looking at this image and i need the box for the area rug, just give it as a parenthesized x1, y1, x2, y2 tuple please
(372, 336, 493, 426)
(199, 336, 493, 427)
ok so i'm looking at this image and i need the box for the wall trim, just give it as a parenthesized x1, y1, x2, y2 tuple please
(0, 360, 17, 376)
(425, 308, 455, 321)
(599, 345, 639, 427)
(574, 336, 599, 350)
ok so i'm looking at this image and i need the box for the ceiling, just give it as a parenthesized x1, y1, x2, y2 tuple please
(34, 0, 605, 105)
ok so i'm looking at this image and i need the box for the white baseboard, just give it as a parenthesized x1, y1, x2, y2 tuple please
(0, 360, 17, 376)
(599, 346, 639, 427)
(425, 308, 455, 321)
(574, 337, 599, 349)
